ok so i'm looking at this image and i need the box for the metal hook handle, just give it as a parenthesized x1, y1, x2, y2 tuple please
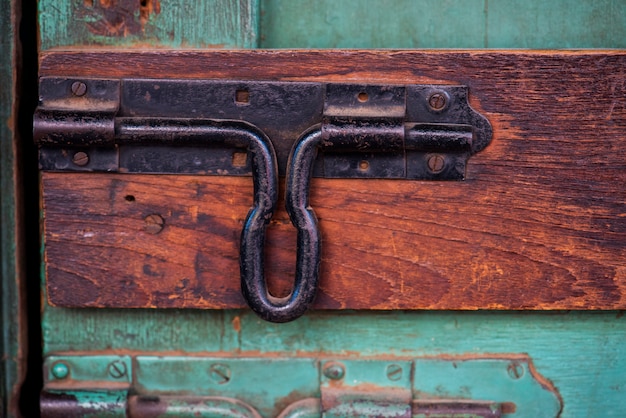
(115, 118, 293, 322)
(241, 128, 323, 323)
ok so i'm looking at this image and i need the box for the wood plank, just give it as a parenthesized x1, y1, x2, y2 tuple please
(260, 0, 626, 49)
(38, 0, 259, 51)
(41, 50, 626, 310)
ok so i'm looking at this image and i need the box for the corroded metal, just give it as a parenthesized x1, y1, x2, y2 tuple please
(41, 355, 561, 418)
(34, 77, 492, 323)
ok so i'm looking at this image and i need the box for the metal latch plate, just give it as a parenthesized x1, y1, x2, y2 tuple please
(35, 78, 492, 180)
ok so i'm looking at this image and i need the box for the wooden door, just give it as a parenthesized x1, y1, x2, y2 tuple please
(2, 1, 626, 416)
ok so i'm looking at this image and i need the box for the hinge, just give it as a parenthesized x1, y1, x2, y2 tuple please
(34, 77, 491, 180)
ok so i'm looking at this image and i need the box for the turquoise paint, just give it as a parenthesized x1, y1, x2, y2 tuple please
(260, 0, 626, 48)
(135, 356, 320, 418)
(320, 359, 413, 390)
(50, 362, 69, 380)
(1, 0, 20, 416)
(36, 1, 626, 417)
(42, 309, 626, 416)
(413, 359, 560, 417)
(38, 0, 260, 51)
(45, 355, 132, 385)
(44, 356, 559, 417)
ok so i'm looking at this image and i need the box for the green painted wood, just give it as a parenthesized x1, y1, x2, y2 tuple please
(43, 308, 626, 417)
(38, 0, 260, 51)
(1, 0, 21, 416)
(36, 1, 626, 417)
(260, 0, 626, 48)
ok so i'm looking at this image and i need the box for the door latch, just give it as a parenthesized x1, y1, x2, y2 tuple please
(34, 78, 492, 322)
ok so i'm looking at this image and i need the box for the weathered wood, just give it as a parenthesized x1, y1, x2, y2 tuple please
(41, 50, 626, 310)
(2, 0, 26, 416)
(38, 0, 260, 50)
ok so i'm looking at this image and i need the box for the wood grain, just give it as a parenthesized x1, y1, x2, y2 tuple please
(41, 50, 626, 310)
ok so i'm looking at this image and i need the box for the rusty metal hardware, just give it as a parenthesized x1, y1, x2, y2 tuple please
(34, 78, 492, 323)
(41, 355, 560, 417)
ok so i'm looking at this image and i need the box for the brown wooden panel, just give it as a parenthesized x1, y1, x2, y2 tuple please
(41, 50, 626, 310)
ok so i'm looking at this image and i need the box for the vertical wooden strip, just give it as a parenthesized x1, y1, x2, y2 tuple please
(0, 0, 23, 416)
(38, 0, 260, 51)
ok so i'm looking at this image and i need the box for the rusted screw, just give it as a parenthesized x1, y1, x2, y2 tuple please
(427, 154, 446, 173)
(386, 364, 403, 381)
(143, 214, 164, 234)
(507, 362, 524, 380)
(209, 363, 231, 384)
(51, 362, 69, 380)
(72, 151, 89, 167)
(428, 92, 446, 110)
(71, 81, 87, 97)
(108, 360, 127, 379)
(323, 362, 345, 380)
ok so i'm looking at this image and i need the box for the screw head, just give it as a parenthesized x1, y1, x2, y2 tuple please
(51, 362, 69, 379)
(428, 92, 447, 110)
(507, 362, 524, 380)
(427, 154, 446, 173)
(323, 362, 345, 380)
(71, 81, 87, 97)
(108, 360, 128, 379)
(72, 151, 89, 167)
(143, 214, 164, 234)
(386, 364, 403, 381)
(209, 363, 231, 384)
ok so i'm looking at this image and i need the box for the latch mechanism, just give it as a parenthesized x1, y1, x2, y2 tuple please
(34, 78, 492, 322)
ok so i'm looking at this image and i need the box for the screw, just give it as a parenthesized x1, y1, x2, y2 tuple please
(108, 360, 127, 379)
(427, 154, 446, 173)
(323, 362, 345, 380)
(71, 81, 87, 97)
(386, 364, 403, 381)
(143, 214, 164, 234)
(428, 92, 446, 110)
(507, 362, 524, 380)
(209, 363, 231, 384)
(51, 362, 69, 379)
(72, 151, 89, 166)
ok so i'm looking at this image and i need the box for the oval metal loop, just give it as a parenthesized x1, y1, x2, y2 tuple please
(117, 118, 317, 323)
(241, 128, 322, 323)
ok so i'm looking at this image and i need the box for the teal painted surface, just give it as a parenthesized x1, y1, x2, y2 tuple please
(36, 1, 626, 417)
(44, 356, 559, 417)
(42, 309, 626, 417)
(38, 0, 259, 51)
(45, 355, 132, 385)
(413, 359, 560, 417)
(135, 356, 319, 417)
(1, 0, 20, 416)
(260, 0, 626, 48)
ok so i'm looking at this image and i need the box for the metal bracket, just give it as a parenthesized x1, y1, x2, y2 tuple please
(35, 77, 491, 180)
(35, 77, 492, 323)
(41, 355, 560, 418)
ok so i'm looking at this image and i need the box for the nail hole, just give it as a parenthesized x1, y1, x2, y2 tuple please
(358, 160, 370, 171)
(232, 151, 248, 167)
(125, 195, 136, 202)
(235, 89, 250, 105)
(357, 92, 369, 103)
(140, 0, 148, 7)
